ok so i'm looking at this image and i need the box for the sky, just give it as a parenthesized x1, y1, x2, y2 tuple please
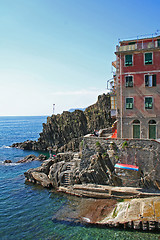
(0, 0, 160, 116)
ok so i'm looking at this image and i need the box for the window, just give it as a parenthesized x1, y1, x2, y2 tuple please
(145, 52, 152, 65)
(126, 76, 133, 87)
(157, 39, 160, 47)
(126, 98, 133, 109)
(145, 74, 156, 87)
(133, 119, 140, 124)
(145, 97, 153, 109)
(125, 55, 132, 66)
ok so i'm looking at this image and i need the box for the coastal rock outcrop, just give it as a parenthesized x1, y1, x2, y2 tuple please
(11, 94, 111, 152)
(16, 154, 47, 163)
(24, 141, 122, 189)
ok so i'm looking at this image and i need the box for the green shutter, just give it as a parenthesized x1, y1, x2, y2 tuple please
(145, 97, 153, 109)
(126, 98, 133, 109)
(126, 76, 133, 87)
(153, 74, 156, 86)
(133, 125, 140, 138)
(149, 125, 156, 139)
(145, 75, 149, 86)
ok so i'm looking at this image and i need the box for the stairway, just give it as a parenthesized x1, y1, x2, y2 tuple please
(63, 163, 72, 186)
(63, 172, 71, 186)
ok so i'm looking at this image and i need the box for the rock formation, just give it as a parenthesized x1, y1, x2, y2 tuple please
(24, 140, 122, 189)
(16, 154, 47, 163)
(11, 94, 111, 152)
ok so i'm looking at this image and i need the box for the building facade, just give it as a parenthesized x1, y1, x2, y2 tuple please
(115, 35, 160, 139)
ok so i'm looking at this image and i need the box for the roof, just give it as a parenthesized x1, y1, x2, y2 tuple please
(119, 35, 160, 45)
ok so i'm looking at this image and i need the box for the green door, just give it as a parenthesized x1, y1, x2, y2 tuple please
(149, 125, 156, 139)
(133, 125, 140, 138)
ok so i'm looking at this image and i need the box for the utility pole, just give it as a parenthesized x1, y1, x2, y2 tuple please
(53, 104, 55, 114)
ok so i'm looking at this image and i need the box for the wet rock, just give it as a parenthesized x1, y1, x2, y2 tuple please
(4, 160, 12, 163)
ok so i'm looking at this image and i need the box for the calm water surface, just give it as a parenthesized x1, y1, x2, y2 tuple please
(0, 116, 159, 240)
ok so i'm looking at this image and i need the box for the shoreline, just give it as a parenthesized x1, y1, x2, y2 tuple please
(56, 186, 160, 231)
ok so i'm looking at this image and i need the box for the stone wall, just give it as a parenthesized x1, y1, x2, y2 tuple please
(81, 137, 160, 188)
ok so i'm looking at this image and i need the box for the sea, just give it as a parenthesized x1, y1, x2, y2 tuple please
(0, 116, 160, 240)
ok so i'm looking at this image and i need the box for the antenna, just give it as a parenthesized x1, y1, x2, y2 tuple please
(118, 30, 160, 43)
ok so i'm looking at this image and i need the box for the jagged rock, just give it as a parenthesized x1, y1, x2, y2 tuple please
(48, 161, 65, 188)
(55, 152, 74, 162)
(11, 140, 36, 150)
(24, 142, 122, 188)
(17, 154, 37, 163)
(11, 94, 111, 153)
(38, 154, 47, 161)
(16, 154, 47, 163)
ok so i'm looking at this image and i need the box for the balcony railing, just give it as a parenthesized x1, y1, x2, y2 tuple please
(117, 40, 159, 52)
(118, 44, 137, 52)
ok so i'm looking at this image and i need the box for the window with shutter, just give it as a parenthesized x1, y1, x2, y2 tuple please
(125, 55, 133, 66)
(145, 97, 153, 109)
(126, 98, 133, 109)
(145, 74, 156, 87)
(126, 76, 133, 87)
(145, 53, 152, 65)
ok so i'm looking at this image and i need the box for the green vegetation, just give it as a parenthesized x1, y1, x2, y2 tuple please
(96, 141, 100, 147)
(112, 206, 118, 218)
(115, 155, 119, 160)
(80, 140, 84, 147)
(122, 140, 128, 148)
(117, 198, 124, 202)
(102, 152, 107, 157)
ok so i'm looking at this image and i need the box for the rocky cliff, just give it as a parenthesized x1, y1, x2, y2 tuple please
(24, 142, 122, 189)
(11, 94, 111, 152)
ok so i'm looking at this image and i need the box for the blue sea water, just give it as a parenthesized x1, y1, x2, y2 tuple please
(0, 116, 160, 240)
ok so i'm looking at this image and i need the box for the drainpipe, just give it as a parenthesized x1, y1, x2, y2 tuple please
(120, 53, 123, 138)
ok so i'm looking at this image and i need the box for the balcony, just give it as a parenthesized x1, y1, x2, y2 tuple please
(118, 44, 137, 52)
(116, 40, 160, 53)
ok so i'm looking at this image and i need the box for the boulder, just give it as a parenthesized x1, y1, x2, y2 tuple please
(4, 160, 12, 163)
(31, 172, 52, 188)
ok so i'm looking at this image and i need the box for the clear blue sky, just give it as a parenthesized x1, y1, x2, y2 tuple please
(0, 0, 159, 116)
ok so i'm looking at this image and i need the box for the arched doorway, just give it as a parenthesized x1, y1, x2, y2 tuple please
(149, 120, 156, 139)
(133, 120, 140, 138)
